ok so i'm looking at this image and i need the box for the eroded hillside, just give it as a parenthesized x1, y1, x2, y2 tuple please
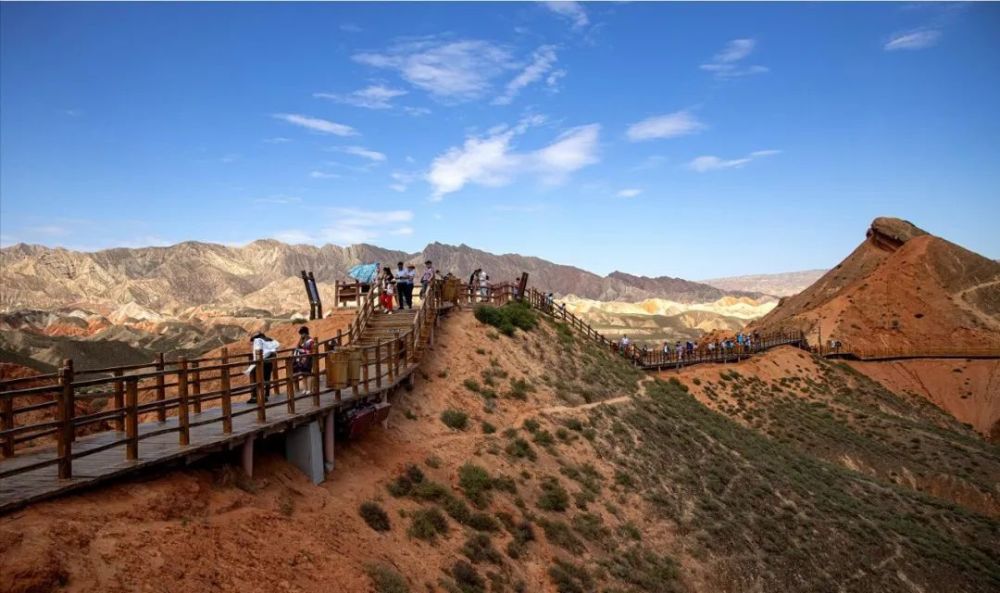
(2, 307, 998, 593)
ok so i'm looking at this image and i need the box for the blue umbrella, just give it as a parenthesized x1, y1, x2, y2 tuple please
(348, 263, 379, 284)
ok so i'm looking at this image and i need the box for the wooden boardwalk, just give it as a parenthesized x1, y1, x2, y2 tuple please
(1, 283, 445, 515)
(0, 370, 415, 514)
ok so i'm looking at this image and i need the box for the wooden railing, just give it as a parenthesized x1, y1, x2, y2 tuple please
(0, 281, 443, 482)
(818, 343, 1000, 361)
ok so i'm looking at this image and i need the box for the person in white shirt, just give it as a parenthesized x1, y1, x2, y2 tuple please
(480, 274, 490, 302)
(249, 332, 280, 404)
(420, 260, 435, 299)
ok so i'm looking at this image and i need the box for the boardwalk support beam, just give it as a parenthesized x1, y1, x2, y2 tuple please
(285, 420, 324, 484)
(323, 411, 335, 473)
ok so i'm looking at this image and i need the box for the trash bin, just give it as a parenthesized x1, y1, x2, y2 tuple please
(330, 352, 349, 388)
(348, 350, 362, 383)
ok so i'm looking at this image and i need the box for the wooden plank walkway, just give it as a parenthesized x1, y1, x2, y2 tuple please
(0, 365, 417, 514)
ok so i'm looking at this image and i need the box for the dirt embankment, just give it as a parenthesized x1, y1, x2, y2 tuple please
(0, 310, 672, 593)
(846, 358, 1000, 440)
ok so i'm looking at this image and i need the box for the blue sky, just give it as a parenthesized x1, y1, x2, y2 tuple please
(2, 2, 998, 279)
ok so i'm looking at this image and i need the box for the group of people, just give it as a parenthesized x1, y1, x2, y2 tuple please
(246, 325, 323, 404)
(378, 260, 438, 313)
(467, 268, 493, 302)
(610, 330, 778, 365)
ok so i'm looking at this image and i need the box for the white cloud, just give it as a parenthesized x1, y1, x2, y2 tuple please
(616, 188, 642, 198)
(314, 84, 409, 109)
(389, 183, 408, 193)
(542, 1, 589, 30)
(884, 29, 941, 51)
(273, 113, 357, 136)
(627, 111, 704, 142)
(687, 149, 780, 172)
(274, 209, 414, 246)
(700, 38, 768, 79)
(340, 23, 363, 33)
(309, 171, 340, 179)
(354, 39, 518, 102)
(263, 137, 292, 144)
(254, 195, 302, 205)
(714, 38, 755, 63)
(340, 146, 387, 162)
(388, 171, 419, 192)
(427, 118, 600, 200)
(494, 45, 559, 105)
(220, 153, 241, 164)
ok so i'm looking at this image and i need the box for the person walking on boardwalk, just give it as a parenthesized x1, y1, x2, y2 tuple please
(402, 263, 416, 308)
(395, 262, 407, 310)
(480, 274, 490, 302)
(468, 268, 482, 302)
(380, 266, 396, 314)
(249, 331, 280, 404)
(420, 260, 435, 300)
(292, 326, 316, 394)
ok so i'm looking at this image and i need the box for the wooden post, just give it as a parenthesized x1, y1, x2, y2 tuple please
(254, 350, 266, 423)
(0, 384, 12, 458)
(56, 361, 74, 479)
(113, 368, 125, 432)
(375, 339, 382, 388)
(125, 378, 138, 461)
(325, 343, 335, 390)
(361, 347, 370, 392)
(155, 352, 166, 422)
(387, 339, 395, 382)
(311, 349, 321, 406)
(220, 347, 233, 434)
(177, 358, 190, 446)
(191, 360, 202, 414)
(284, 357, 296, 413)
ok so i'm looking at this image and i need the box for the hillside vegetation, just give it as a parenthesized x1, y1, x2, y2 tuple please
(1, 306, 997, 593)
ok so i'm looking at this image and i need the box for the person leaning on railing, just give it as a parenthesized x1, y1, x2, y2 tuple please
(249, 332, 280, 404)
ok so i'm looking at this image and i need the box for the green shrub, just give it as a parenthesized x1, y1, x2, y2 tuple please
(463, 378, 481, 392)
(442, 494, 472, 524)
(365, 563, 409, 593)
(533, 430, 555, 447)
(571, 513, 609, 542)
(459, 463, 494, 508)
(539, 519, 584, 553)
(537, 477, 570, 512)
(408, 507, 448, 542)
(359, 501, 391, 532)
(462, 533, 503, 564)
(522, 418, 540, 433)
(491, 473, 518, 494)
(481, 421, 496, 434)
(505, 438, 537, 461)
(508, 378, 535, 400)
(452, 560, 486, 593)
(410, 480, 450, 502)
(548, 559, 592, 593)
(467, 512, 501, 532)
(562, 418, 584, 432)
(441, 409, 469, 430)
(387, 465, 424, 497)
(473, 302, 538, 336)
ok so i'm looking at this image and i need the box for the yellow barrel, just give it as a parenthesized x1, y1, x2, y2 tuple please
(330, 351, 349, 388)
(348, 350, 363, 382)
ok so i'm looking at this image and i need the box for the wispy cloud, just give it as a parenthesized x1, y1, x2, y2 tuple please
(494, 45, 559, 105)
(542, 1, 589, 30)
(700, 38, 768, 79)
(884, 29, 941, 51)
(263, 137, 292, 144)
(687, 149, 780, 172)
(627, 111, 704, 142)
(340, 23, 363, 33)
(220, 153, 241, 164)
(340, 146, 387, 162)
(616, 188, 642, 198)
(353, 38, 517, 102)
(254, 195, 302, 205)
(389, 171, 420, 193)
(272, 208, 414, 246)
(309, 171, 340, 179)
(427, 116, 600, 200)
(272, 113, 357, 136)
(314, 84, 408, 110)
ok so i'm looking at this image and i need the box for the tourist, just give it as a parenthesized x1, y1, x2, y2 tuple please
(249, 331, 280, 404)
(293, 326, 316, 393)
(480, 273, 490, 302)
(662, 341, 671, 361)
(395, 262, 407, 309)
(380, 266, 395, 314)
(468, 268, 482, 302)
(420, 260, 435, 300)
(403, 263, 416, 308)
(621, 335, 631, 354)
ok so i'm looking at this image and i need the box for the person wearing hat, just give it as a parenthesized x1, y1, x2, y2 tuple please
(249, 331, 280, 404)
(420, 260, 435, 300)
